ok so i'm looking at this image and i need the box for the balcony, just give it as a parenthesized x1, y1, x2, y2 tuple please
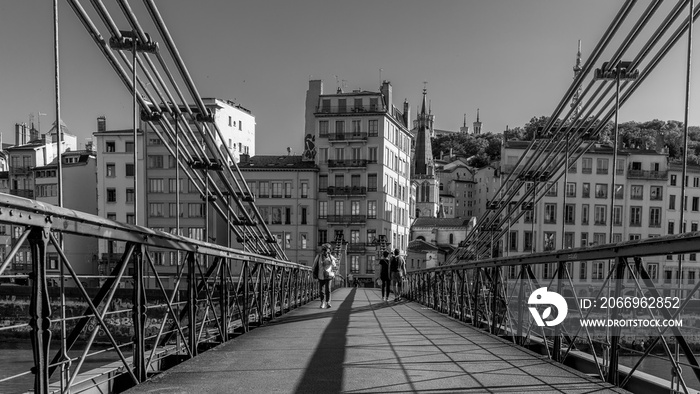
(627, 170, 668, 180)
(326, 215, 367, 224)
(315, 105, 385, 115)
(327, 159, 368, 169)
(12, 166, 32, 175)
(328, 132, 368, 142)
(327, 186, 367, 197)
(11, 189, 34, 199)
(347, 242, 367, 251)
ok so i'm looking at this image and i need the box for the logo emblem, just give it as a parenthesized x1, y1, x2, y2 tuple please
(528, 287, 568, 327)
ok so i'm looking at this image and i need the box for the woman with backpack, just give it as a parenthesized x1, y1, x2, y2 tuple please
(312, 243, 337, 309)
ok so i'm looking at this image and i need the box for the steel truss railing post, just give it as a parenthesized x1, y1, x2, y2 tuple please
(242, 260, 250, 332)
(187, 252, 198, 356)
(553, 261, 565, 361)
(132, 245, 147, 382)
(517, 264, 526, 345)
(29, 226, 51, 394)
(220, 259, 229, 341)
(473, 268, 482, 327)
(607, 257, 626, 385)
(491, 267, 500, 335)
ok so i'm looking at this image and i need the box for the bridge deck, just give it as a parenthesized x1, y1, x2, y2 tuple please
(127, 288, 627, 393)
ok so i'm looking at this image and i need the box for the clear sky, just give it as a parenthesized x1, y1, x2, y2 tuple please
(1, 1, 698, 155)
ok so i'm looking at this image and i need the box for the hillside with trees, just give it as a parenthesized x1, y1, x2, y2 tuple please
(504, 116, 700, 164)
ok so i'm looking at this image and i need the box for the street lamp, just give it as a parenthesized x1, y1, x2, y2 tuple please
(594, 60, 638, 385)
(594, 61, 639, 244)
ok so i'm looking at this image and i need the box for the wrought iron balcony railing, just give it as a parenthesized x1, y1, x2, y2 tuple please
(327, 159, 368, 169)
(627, 169, 668, 180)
(327, 186, 367, 197)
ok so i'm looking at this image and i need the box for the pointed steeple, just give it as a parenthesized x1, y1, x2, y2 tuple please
(473, 108, 482, 134)
(571, 40, 583, 116)
(414, 87, 434, 176)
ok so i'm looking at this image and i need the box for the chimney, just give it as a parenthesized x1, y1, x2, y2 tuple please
(97, 116, 106, 132)
(240, 153, 250, 163)
(403, 98, 410, 128)
(305, 80, 323, 137)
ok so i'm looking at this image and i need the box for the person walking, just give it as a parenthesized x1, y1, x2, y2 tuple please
(312, 243, 337, 308)
(389, 248, 407, 302)
(378, 250, 391, 301)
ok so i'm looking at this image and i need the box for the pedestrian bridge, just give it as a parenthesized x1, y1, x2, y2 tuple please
(125, 288, 627, 394)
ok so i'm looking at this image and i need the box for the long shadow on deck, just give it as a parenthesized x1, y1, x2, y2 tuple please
(293, 288, 356, 393)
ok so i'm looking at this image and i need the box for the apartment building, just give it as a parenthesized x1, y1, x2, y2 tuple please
(502, 140, 673, 295)
(235, 154, 318, 266)
(304, 80, 412, 286)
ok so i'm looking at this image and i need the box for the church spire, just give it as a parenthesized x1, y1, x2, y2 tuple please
(571, 40, 583, 116)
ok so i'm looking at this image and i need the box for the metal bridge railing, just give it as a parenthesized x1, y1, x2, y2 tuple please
(0, 193, 342, 393)
(405, 233, 700, 393)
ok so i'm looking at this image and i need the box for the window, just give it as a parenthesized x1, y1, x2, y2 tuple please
(271, 182, 283, 198)
(544, 203, 557, 224)
(352, 120, 361, 136)
(367, 201, 377, 219)
(580, 261, 587, 280)
(366, 256, 376, 274)
(335, 147, 345, 161)
(319, 175, 328, 191)
(148, 155, 164, 168)
(335, 174, 344, 188)
(368, 174, 377, 191)
(351, 201, 360, 216)
(596, 158, 609, 174)
(125, 163, 134, 177)
(319, 201, 328, 218)
(368, 120, 378, 136)
(126, 188, 134, 203)
(543, 232, 556, 251)
(582, 183, 590, 198)
(524, 231, 534, 252)
(106, 163, 115, 177)
(671, 174, 677, 186)
(649, 207, 661, 227)
(508, 231, 518, 251)
(613, 205, 622, 226)
(368, 147, 378, 163)
(631, 185, 643, 200)
(334, 200, 344, 215)
(581, 232, 588, 247)
(630, 206, 642, 226)
(593, 233, 606, 246)
(694, 197, 700, 212)
(169, 178, 182, 193)
(594, 205, 606, 225)
(650, 186, 663, 201)
(595, 184, 608, 199)
(126, 214, 135, 225)
(301, 207, 307, 224)
(188, 228, 204, 241)
(271, 207, 283, 224)
(169, 203, 183, 217)
(592, 261, 604, 280)
(350, 255, 360, 274)
(564, 204, 575, 224)
(125, 141, 134, 152)
(336, 120, 345, 135)
(301, 182, 308, 198)
(670, 195, 676, 210)
(545, 182, 557, 197)
(300, 233, 308, 249)
(149, 178, 164, 193)
(564, 232, 574, 249)
(149, 203, 164, 217)
(259, 182, 269, 198)
(614, 184, 624, 199)
(107, 213, 116, 221)
(582, 158, 592, 173)
(319, 121, 329, 136)
(107, 188, 116, 202)
(188, 203, 204, 217)
(566, 182, 576, 197)
(581, 204, 589, 225)
(106, 141, 115, 152)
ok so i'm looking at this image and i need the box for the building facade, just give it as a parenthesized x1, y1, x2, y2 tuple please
(304, 80, 412, 286)
(235, 154, 318, 266)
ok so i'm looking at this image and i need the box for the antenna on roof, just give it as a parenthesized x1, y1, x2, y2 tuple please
(335, 75, 340, 92)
